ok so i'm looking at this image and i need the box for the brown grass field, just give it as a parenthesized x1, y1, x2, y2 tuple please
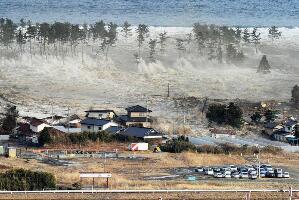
(0, 145, 298, 199)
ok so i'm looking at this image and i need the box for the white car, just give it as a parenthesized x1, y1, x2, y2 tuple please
(230, 165, 238, 172)
(240, 172, 249, 178)
(249, 174, 257, 179)
(283, 172, 290, 178)
(214, 173, 224, 178)
(195, 167, 204, 173)
(231, 173, 240, 178)
(205, 168, 214, 175)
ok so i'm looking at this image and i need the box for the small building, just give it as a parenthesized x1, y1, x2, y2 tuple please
(118, 105, 152, 128)
(121, 127, 162, 140)
(85, 110, 116, 120)
(29, 118, 50, 133)
(80, 118, 118, 133)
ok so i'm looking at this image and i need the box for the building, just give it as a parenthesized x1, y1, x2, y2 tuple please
(118, 105, 152, 128)
(80, 118, 118, 132)
(121, 127, 162, 140)
(29, 118, 50, 133)
(85, 110, 116, 120)
(284, 119, 298, 133)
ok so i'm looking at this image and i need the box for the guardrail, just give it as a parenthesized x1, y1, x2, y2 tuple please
(0, 189, 298, 194)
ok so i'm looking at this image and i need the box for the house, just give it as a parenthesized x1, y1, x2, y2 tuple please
(284, 119, 298, 133)
(118, 105, 152, 128)
(29, 118, 50, 133)
(121, 127, 162, 140)
(85, 110, 116, 120)
(272, 130, 296, 143)
(80, 118, 118, 132)
(57, 114, 82, 128)
(43, 115, 65, 125)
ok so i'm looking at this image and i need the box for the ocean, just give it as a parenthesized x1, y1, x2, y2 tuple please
(0, 0, 298, 26)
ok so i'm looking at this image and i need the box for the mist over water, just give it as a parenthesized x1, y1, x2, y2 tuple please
(1, 0, 299, 26)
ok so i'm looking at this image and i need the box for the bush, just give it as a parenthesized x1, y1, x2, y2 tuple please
(206, 102, 243, 128)
(68, 131, 141, 145)
(38, 128, 52, 146)
(160, 136, 196, 153)
(0, 169, 56, 191)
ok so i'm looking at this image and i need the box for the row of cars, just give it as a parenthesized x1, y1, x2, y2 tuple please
(195, 164, 290, 179)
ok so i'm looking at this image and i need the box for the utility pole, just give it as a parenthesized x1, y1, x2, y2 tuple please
(67, 106, 70, 134)
(256, 144, 261, 179)
(167, 83, 170, 98)
(51, 103, 54, 125)
(146, 97, 148, 123)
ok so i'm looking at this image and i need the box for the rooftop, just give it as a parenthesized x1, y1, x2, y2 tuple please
(121, 127, 162, 138)
(80, 118, 113, 126)
(85, 110, 115, 113)
(126, 105, 152, 113)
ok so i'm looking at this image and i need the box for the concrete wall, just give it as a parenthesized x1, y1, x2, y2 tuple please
(126, 122, 151, 128)
(81, 122, 118, 132)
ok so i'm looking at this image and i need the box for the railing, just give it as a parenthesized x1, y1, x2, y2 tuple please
(0, 189, 298, 194)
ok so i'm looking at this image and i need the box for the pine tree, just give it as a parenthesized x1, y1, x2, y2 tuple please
(268, 26, 281, 42)
(242, 28, 251, 44)
(148, 39, 157, 62)
(135, 24, 149, 65)
(121, 21, 131, 38)
(251, 27, 261, 53)
(159, 31, 167, 52)
(16, 30, 26, 54)
(257, 55, 271, 73)
(2, 105, 18, 133)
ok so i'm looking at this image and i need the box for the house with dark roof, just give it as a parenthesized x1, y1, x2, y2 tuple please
(121, 127, 162, 140)
(118, 105, 152, 128)
(85, 109, 116, 120)
(80, 118, 118, 132)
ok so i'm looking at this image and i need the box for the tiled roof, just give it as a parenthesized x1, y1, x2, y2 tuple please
(126, 105, 152, 112)
(80, 118, 111, 126)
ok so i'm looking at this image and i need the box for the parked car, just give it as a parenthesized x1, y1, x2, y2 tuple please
(224, 173, 231, 178)
(214, 173, 224, 178)
(230, 165, 238, 172)
(195, 167, 204, 173)
(240, 172, 249, 178)
(266, 172, 276, 178)
(262, 164, 274, 173)
(231, 172, 240, 178)
(276, 173, 283, 178)
(283, 172, 290, 178)
(249, 173, 257, 179)
(205, 168, 214, 175)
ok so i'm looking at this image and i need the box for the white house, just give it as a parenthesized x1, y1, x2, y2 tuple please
(80, 118, 118, 133)
(85, 110, 116, 120)
(29, 119, 50, 133)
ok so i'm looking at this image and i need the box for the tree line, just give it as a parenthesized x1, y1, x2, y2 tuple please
(0, 169, 56, 191)
(0, 18, 282, 65)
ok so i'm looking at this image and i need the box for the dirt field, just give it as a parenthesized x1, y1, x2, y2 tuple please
(0, 148, 299, 191)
